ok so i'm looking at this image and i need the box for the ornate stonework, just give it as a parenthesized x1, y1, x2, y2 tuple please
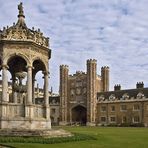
(59, 59, 103, 126)
(0, 3, 49, 48)
(0, 3, 51, 131)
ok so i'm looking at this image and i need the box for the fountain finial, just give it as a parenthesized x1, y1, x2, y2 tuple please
(16, 2, 27, 28)
(18, 2, 25, 18)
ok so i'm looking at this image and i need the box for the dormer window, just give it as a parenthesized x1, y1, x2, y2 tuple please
(137, 92, 144, 99)
(122, 93, 129, 100)
(98, 95, 105, 101)
(109, 94, 116, 101)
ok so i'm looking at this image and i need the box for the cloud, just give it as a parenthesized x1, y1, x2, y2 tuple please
(1, 0, 148, 92)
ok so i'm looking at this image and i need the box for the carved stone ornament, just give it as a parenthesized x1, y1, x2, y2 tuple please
(0, 3, 49, 48)
(83, 87, 87, 94)
(70, 89, 75, 95)
(76, 88, 81, 95)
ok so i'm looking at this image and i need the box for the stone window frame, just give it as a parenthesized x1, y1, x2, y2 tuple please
(100, 106, 107, 112)
(133, 116, 140, 123)
(120, 104, 127, 112)
(100, 116, 107, 123)
(122, 116, 127, 123)
(110, 105, 115, 112)
(110, 116, 116, 123)
(133, 104, 140, 111)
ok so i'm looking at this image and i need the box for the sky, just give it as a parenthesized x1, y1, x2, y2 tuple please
(1, 0, 148, 92)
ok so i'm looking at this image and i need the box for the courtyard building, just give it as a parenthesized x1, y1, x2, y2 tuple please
(59, 59, 109, 126)
(59, 60, 148, 127)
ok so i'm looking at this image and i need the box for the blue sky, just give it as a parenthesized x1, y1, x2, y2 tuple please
(1, 0, 148, 92)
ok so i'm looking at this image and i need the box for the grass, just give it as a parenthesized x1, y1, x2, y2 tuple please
(1, 126, 148, 148)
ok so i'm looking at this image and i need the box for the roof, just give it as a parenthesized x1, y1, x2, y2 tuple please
(97, 87, 148, 102)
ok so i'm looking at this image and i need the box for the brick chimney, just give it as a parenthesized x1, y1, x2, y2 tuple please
(136, 82, 144, 89)
(114, 84, 121, 91)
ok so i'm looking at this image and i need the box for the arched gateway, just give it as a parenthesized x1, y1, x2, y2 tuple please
(0, 3, 51, 130)
(72, 105, 87, 125)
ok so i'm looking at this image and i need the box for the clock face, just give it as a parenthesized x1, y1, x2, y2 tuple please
(76, 88, 81, 95)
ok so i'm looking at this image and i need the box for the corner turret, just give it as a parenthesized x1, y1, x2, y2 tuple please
(101, 66, 109, 92)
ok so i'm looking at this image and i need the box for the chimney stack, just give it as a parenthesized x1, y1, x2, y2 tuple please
(136, 82, 144, 89)
(114, 84, 121, 91)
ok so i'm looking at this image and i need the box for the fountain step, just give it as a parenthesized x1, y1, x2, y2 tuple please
(0, 129, 72, 137)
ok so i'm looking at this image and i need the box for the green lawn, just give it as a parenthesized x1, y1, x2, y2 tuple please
(2, 126, 148, 148)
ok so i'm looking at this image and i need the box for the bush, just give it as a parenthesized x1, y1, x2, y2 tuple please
(107, 123, 118, 127)
(119, 123, 145, 127)
(130, 123, 145, 127)
(119, 123, 131, 127)
(0, 133, 96, 144)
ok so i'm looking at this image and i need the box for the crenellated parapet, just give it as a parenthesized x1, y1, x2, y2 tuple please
(87, 59, 97, 64)
(60, 65, 69, 69)
(101, 66, 109, 70)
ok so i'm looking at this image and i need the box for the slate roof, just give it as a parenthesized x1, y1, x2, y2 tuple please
(97, 87, 148, 101)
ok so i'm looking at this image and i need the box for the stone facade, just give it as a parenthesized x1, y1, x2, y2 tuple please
(59, 60, 148, 127)
(97, 83, 148, 126)
(59, 59, 109, 126)
(35, 92, 60, 126)
(0, 80, 60, 126)
(0, 3, 51, 130)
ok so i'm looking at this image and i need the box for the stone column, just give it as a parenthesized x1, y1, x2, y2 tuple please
(44, 71, 49, 106)
(13, 92, 18, 103)
(59, 65, 69, 125)
(27, 66, 32, 104)
(32, 78, 36, 104)
(12, 76, 17, 103)
(2, 65, 8, 102)
(43, 71, 50, 119)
